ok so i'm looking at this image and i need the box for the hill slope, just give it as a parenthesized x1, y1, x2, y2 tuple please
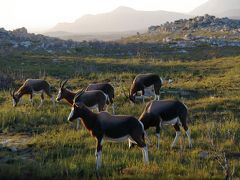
(49, 6, 191, 33)
(191, 0, 240, 17)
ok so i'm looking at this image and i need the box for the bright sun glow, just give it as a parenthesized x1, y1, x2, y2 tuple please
(0, 0, 208, 32)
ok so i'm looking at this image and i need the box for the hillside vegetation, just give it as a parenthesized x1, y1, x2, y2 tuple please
(0, 52, 240, 179)
(119, 15, 240, 44)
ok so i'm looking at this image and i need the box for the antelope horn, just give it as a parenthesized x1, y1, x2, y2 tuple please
(10, 89, 16, 97)
(13, 89, 17, 96)
(73, 88, 85, 104)
(59, 80, 63, 88)
(61, 79, 68, 88)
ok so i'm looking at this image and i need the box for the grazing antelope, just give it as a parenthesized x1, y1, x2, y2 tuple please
(10, 79, 55, 108)
(138, 100, 192, 149)
(129, 73, 163, 103)
(56, 80, 109, 130)
(85, 83, 115, 114)
(67, 90, 149, 169)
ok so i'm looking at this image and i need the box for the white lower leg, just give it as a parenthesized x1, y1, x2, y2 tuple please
(157, 95, 160, 101)
(186, 129, 192, 148)
(171, 131, 181, 148)
(128, 139, 131, 148)
(105, 105, 109, 112)
(51, 97, 55, 107)
(130, 101, 134, 107)
(156, 133, 160, 150)
(112, 104, 115, 114)
(154, 95, 157, 100)
(142, 146, 149, 164)
(144, 131, 151, 145)
(76, 118, 80, 130)
(95, 150, 102, 170)
(38, 99, 43, 108)
(128, 139, 133, 149)
(30, 99, 33, 106)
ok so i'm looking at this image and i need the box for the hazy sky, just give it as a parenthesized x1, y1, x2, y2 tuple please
(0, 0, 208, 32)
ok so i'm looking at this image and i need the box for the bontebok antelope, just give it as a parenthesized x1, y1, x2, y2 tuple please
(67, 90, 149, 169)
(56, 80, 109, 130)
(129, 73, 163, 103)
(138, 100, 192, 149)
(86, 83, 115, 114)
(10, 79, 55, 108)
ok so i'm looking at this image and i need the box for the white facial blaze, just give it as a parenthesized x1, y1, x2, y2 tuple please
(56, 90, 62, 101)
(68, 107, 75, 121)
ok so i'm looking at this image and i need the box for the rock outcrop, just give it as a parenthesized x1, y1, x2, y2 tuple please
(0, 27, 79, 54)
(148, 15, 240, 33)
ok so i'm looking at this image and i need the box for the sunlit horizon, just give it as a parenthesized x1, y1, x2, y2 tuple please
(0, 0, 208, 33)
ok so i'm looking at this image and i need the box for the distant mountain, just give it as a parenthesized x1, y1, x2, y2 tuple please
(49, 6, 191, 34)
(191, 0, 240, 18)
(217, 9, 240, 19)
(44, 30, 141, 42)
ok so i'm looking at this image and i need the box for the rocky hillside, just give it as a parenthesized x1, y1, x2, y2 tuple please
(119, 15, 240, 48)
(148, 14, 240, 33)
(0, 27, 79, 54)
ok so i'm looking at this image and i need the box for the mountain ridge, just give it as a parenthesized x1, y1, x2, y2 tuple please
(191, 0, 240, 17)
(49, 6, 191, 34)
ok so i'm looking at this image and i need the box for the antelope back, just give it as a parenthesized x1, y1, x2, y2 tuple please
(75, 90, 106, 107)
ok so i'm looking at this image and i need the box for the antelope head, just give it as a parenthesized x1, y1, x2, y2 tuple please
(10, 89, 18, 107)
(56, 79, 68, 102)
(129, 92, 136, 103)
(67, 89, 85, 122)
(120, 82, 135, 103)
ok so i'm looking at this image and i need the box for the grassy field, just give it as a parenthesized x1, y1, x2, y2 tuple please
(0, 52, 240, 179)
(119, 30, 240, 43)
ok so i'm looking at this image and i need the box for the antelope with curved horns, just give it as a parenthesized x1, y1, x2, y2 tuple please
(67, 90, 149, 169)
(10, 79, 55, 108)
(137, 100, 192, 149)
(85, 83, 115, 114)
(129, 73, 163, 103)
(56, 80, 109, 130)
